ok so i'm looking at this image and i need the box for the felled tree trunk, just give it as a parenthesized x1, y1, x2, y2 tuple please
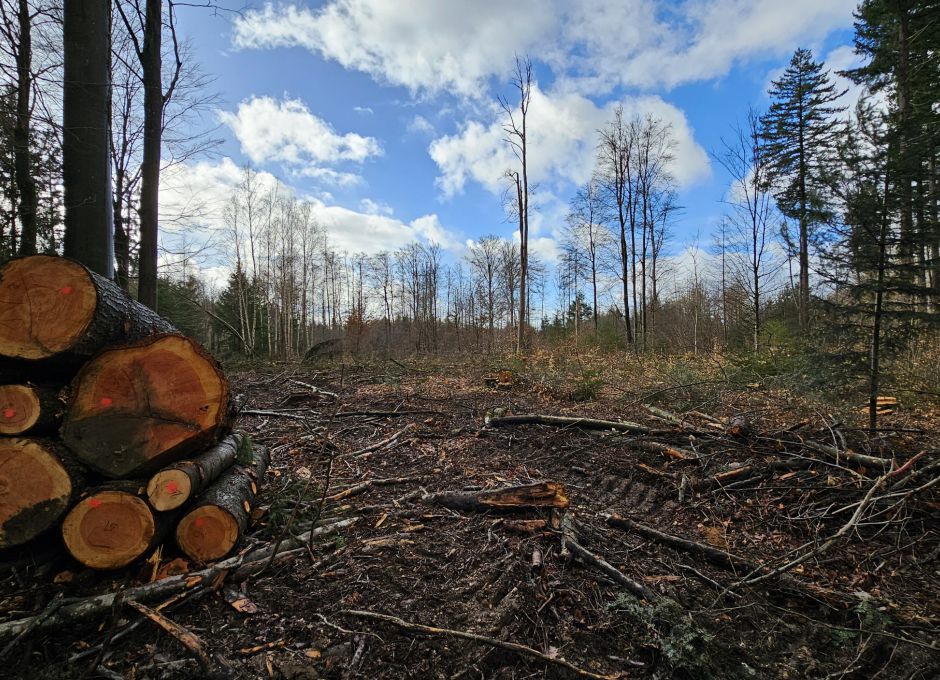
(0, 438, 81, 549)
(175, 444, 269, 562)
(422, 481, 569, 513)
(60, 334, 229, 478)
(146, 434, 244, 511)
(0, 384, 63, 435)
(61, 481, 171, 570)
(0, 255, 174, 364)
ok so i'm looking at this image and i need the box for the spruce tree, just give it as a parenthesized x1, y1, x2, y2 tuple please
(761, 47, 846, 331)
(846, 0, 940, 306)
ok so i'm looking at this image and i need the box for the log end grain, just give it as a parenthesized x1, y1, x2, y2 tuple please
(146, 468, 193, 512)
(61, 334, 229, 478)
(0, 439, 73, 549)
(0, 385, 41, 434)
(0, 256, 97, 360)
(175, 505, 239, 562)
(61, 490, 155, 569)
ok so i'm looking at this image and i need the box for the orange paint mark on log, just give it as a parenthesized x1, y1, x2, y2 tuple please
(166, 481, 179, 494)
(88, 498, 102, 508)
(100, 397, 113, 407)
(2, 408, 14, 419)
(59, 285, 73, 295)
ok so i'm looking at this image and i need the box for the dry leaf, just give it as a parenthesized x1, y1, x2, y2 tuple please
(53, 570, 73, 584)
(156, 558, 190, 581)
(304, 649, 321, 659)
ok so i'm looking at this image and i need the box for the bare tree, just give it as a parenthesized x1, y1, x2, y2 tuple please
(596, 105, 636, 345)
(499, 55, 532, 354)
(566, 180, 611, 333)
(717, 110, 778, 351)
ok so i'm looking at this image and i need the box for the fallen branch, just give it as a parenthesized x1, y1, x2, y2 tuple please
(127, 600, 218, 673)
(326, 476, 423, 502)
(342, 609, 622, 680)
(0, 518, 358, 640)
(485, 413, 652, 434)
(561, 525, 656, 601)
(347, 424, 416, 459)
(422, 482, 569, 512)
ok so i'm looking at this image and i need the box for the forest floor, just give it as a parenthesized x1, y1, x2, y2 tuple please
(3, 350, 939, 679)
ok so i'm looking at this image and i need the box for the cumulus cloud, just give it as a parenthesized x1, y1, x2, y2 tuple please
(159, 157, 462, 259)
(232, 0, 551, 97)
(218, 96, 382, 179)
(232, 0, 857, 94)
(429, 86, 710, 197)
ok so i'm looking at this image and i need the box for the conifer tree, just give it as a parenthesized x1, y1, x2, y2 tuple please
(761, 47, 846, 330)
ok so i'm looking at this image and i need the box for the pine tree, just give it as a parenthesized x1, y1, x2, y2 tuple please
(761, 47, 846, 330)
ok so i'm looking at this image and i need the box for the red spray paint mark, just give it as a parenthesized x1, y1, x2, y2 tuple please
(194, 516, 205, 527)
(2, 408, 14, 419)
(100, 397, 113, 407)
(88, 498, 102, 508)
(166, 481, 179, 495)
(59, 286, 73, 295)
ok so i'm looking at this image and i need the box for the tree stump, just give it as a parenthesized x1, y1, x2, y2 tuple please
(0, 439, 77, 549)
(60, 334, 229, 478)
(0, 255, 175, 363)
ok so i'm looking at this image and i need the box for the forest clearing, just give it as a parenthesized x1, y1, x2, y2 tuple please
(1, 0, 939, 678)
(1, 352, 937, 679)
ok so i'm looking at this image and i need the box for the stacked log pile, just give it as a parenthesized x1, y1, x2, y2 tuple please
(0, 255, 267, 567)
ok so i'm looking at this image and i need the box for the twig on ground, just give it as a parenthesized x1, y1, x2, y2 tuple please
(342, 609, 623, 679)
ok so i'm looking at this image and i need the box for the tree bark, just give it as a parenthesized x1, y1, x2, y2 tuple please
(146, 434, 244, 511)
(62, 0, 113, 278)
(0, 255, 175, 363)
(61, 334, 229, 478)
(175, 443, 269, 562)
(135, 0, 163, 310)
(12, 0, 37, 257)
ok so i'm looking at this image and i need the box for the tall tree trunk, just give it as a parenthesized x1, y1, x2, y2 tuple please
(136, 0, 162, 310)
(13, 0, 37, 256)
(63, 0, 114, 278)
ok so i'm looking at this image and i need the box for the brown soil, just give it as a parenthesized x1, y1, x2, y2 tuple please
(2, 357, 938, 679)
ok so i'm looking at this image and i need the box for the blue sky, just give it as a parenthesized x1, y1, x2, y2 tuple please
(161, 0, 865, 286)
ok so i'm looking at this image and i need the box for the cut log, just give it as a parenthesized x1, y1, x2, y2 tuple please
(146, 434, 245, 511)
(61, 482, 170, 570)
(422, 481, 569, 513)
(0, 384, 63, 435)
(0, 255, 175, 362)
(0, 439, 79, 549)
(175, 444, 270, 562)
(60, 334, 229, 478)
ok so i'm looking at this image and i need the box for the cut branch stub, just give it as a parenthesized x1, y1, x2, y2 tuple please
(0, 439, 76, 549)
(0, 255, 175, 362)
(175, 443, 270, 562)
(61, 483, 161, 570)
(146, 434, 244, 511)
(61, 334, 229, 478)
(0, 385, 63, 435)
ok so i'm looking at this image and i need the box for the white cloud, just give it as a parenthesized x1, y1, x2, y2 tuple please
(159, 157, 463, 260)
(353, 105, 374, 114)
(232, 1, 551, 97)
(429, 86, 710, 197)
(218, 96, 382, 177)
(407, 114, 435, 136)
(233, 1, 857, 94)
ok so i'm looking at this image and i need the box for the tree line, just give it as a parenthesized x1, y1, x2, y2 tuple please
(1, 1, 938, 425)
